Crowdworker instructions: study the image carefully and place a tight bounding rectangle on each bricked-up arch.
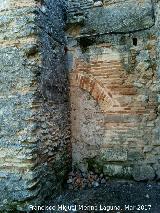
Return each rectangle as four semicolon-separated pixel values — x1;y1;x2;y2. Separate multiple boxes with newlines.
70;72;119;112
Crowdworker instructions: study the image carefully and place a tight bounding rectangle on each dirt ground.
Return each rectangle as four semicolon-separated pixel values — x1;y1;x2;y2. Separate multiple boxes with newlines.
43;181;160;213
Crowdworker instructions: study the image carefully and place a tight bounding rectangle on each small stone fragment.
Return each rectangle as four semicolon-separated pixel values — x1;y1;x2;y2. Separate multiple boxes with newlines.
94;1;103;7
100;173;104;178
92;181;99;187
68;185;74;190
133;165;155;181
67;178;72;184
68;171;75;176
101;178;106;184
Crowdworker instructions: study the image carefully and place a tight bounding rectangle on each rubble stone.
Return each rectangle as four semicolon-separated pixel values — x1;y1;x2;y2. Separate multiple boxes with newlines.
133;165;155;181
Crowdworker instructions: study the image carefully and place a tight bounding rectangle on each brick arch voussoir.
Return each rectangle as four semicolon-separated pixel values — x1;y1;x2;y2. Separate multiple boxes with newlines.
74;72;117;112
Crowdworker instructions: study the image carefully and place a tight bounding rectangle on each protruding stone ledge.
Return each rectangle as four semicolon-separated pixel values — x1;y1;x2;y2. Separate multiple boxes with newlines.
67;0;155;36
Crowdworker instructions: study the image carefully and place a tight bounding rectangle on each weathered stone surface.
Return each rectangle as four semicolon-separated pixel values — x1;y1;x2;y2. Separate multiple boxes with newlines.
103;164;132;178
68;0;154;35
101;148;128;162
152;128;160;145
0;0;160;210
94;1;103;7
128;151;144;161
133;165;155;181
0;0;70;211
68;0;159;184
0;0;9;11
154;165;160;180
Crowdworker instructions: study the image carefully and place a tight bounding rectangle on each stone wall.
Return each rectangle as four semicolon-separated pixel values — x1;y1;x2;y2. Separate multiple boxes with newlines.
0;0;160;211
0;0;70;211
34;0;71;204
67;0;160;181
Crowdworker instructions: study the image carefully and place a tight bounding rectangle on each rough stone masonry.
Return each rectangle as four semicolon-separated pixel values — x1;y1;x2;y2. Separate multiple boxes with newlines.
0;0;159;211
0;0;70;211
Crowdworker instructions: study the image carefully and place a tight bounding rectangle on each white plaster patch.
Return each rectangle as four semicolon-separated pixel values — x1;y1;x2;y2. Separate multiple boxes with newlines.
88;46;120;61
94;1;103;7
0;0;9;11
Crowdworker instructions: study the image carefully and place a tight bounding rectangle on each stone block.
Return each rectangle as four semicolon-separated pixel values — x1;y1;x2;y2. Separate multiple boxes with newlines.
152;128;160;145
154;164;160;179
143;146;153;153
128;150;144;161
157;95;160;103
145;156;157;164
75;0;154;35
103;164;132;178
101;148;127;162
132;165;155;181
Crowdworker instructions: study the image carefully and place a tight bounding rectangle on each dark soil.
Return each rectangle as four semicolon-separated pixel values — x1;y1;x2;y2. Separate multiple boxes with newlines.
43;181;160;213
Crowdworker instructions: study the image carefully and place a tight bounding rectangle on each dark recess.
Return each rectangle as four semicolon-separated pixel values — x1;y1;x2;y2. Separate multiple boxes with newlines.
133;37;138;46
